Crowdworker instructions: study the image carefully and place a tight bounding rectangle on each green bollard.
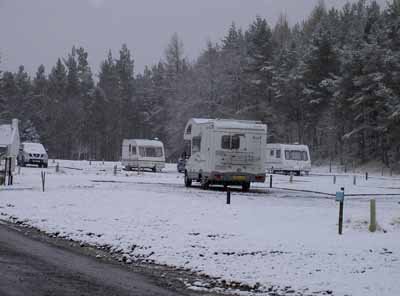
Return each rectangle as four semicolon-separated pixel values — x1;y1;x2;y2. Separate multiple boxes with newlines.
369;199;377;233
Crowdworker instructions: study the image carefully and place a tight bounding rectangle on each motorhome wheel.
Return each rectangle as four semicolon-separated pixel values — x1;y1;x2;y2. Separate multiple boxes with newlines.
184;172;192;187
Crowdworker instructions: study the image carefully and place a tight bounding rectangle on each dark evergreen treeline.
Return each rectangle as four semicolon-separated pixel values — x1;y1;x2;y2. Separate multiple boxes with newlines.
0;0;399;168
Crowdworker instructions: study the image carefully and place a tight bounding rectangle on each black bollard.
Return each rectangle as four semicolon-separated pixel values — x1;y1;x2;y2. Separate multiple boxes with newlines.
269;175;273;188
41;171;46;192
226;188;231;205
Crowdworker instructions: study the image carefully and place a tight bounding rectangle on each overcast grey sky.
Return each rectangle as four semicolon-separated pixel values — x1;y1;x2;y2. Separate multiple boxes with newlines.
0;0;387;76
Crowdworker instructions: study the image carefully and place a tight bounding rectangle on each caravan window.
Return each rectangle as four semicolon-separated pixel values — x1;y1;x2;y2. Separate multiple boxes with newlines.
291;151;303;161
192;137;201;153
129;145;136;155
276;149;281;158
139;147;146;157
302;151;308;161
146;147;163;157
221;135;240;150
139;146;163;157
285;150;290;160
284;150;308;161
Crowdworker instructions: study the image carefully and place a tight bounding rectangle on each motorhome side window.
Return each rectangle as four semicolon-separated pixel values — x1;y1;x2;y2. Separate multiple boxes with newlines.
221;135;240;150
270;150;274;156
186;125;192;135
276;149;281;158
192;136;201;153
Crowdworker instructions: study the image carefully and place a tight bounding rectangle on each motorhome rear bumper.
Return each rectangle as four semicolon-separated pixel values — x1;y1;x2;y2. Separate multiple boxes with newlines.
209;172;266;184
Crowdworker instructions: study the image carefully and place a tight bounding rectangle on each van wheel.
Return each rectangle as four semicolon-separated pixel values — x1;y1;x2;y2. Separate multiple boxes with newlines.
152;166;157;172
242;182;250;192
44;163;48;168
184;172;192;187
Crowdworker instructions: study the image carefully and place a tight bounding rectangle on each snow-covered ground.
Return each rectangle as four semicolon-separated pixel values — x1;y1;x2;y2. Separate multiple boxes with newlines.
1;160;399;296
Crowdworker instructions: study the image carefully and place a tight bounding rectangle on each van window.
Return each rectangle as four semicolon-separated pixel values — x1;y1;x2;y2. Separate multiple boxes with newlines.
221;135;240;150
131;146;136;155
270;150;274;156
192;137;201;153
276;149;281;158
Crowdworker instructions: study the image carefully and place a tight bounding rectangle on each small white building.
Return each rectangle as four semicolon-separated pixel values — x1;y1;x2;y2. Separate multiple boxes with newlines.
0;119;20;172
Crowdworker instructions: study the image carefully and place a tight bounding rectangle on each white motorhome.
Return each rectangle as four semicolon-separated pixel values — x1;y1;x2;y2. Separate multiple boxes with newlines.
265;143;311;175
121;139;165;172
183;118;267;191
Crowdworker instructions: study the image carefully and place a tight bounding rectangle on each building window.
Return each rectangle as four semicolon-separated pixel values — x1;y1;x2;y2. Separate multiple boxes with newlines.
192;137;201;153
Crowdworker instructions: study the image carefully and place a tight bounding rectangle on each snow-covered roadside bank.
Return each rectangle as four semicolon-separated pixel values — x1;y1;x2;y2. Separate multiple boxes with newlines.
1;161;400;296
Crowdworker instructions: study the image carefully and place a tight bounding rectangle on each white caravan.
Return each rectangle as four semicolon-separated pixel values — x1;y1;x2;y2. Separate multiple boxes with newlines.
183;118;267;191
121;139;165;172
265;143;311;175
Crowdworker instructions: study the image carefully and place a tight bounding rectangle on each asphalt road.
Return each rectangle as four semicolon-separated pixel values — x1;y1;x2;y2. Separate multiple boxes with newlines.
0;222;185;296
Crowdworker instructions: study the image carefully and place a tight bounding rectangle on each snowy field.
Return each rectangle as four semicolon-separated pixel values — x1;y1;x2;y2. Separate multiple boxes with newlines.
1;160;400;296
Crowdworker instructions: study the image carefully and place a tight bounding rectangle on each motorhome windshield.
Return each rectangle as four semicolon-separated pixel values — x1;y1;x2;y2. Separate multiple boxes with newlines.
139;146;163;157
284;150;308;161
